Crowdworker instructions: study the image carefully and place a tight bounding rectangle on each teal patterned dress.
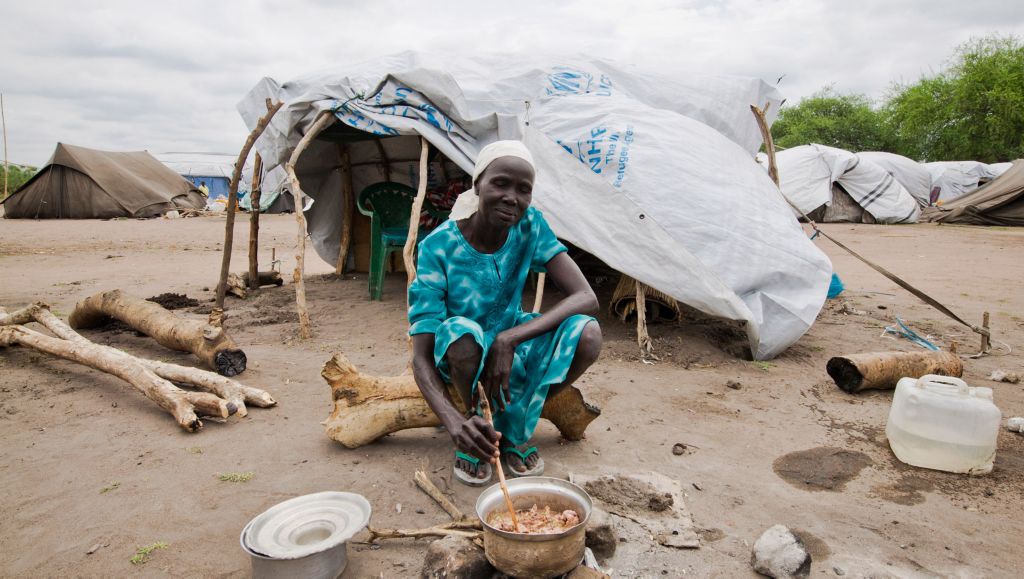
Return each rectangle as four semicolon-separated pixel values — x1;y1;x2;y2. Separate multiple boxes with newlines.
409;207;595;445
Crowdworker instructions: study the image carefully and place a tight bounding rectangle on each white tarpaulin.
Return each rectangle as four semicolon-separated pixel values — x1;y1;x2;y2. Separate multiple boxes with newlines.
925;161;1011;204
858;151;932;207
237;52;832;359
776;144;921;223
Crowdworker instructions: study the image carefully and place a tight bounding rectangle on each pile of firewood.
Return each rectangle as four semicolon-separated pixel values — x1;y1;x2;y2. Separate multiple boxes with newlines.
0;291;275;432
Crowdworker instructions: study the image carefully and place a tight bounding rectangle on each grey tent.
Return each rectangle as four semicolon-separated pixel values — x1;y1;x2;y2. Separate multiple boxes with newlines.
925;160;1024;226
2;143;205;219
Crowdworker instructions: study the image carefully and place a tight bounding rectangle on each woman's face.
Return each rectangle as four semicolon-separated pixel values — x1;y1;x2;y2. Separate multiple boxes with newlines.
474;156;534;228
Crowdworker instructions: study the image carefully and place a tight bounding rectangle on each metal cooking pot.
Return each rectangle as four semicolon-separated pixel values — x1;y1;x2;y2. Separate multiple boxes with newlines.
475;477;592;578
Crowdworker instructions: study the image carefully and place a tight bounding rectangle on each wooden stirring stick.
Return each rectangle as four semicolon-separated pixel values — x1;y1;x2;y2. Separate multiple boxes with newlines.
480;395;521;533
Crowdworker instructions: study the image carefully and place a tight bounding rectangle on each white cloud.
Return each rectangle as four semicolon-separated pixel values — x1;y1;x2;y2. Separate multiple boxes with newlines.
1;0;1021;166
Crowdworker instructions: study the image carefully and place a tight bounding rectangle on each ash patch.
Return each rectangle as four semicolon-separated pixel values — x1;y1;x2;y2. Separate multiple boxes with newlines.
583;475;674;513
773;447;872;491
146;293;199;310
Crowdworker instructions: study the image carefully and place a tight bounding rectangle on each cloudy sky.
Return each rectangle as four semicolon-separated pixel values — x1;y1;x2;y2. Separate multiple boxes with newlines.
2;0;1022;167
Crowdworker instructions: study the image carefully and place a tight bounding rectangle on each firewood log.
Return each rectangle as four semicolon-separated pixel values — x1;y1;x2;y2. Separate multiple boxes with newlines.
69;290;247;376
321;353;601;448
826;350;963;393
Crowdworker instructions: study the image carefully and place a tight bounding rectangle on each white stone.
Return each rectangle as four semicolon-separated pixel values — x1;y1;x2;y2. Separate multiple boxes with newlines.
751;525;811;578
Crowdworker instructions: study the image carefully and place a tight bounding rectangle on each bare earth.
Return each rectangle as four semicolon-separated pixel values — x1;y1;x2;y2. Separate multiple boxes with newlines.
1;215;1022;578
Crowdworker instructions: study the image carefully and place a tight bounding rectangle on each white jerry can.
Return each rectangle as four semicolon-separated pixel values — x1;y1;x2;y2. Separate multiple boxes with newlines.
886;374;1002;474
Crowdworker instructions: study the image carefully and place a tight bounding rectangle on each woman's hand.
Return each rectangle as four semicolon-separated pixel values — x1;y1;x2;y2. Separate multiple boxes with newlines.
479;332;516;411
451;415;501;461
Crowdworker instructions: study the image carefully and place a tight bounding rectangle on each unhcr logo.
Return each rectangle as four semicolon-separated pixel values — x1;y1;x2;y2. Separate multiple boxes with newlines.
545;67;613;96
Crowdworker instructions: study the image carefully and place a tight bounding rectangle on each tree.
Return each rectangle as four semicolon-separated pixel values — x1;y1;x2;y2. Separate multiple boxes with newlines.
885;34;1024;162
1;164;37;199
772;87;891;152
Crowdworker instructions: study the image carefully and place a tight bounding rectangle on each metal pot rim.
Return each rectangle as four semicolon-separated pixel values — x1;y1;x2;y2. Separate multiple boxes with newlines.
475;476;592;541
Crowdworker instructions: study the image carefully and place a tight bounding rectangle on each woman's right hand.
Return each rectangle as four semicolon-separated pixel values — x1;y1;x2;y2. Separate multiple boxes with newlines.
451;415;501;462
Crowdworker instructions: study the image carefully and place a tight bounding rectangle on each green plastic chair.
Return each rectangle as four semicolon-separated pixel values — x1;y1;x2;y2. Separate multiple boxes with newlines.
356;182;449;300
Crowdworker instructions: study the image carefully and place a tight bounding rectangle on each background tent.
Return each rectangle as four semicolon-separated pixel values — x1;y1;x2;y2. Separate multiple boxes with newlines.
924;160;1010;204
925;160;1024;225
238;52;832;360
775;144;921;224
155;152;239;200
2;143;205;219
857;151;932;207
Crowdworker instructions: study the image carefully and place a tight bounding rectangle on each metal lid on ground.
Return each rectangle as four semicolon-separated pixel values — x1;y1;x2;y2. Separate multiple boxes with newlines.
243;492;371;560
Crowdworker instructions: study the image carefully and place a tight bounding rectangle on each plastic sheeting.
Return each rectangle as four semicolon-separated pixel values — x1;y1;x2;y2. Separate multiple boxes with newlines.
858;151;932;207
237;52;832;359
776;145;921;223
925;161;1010;204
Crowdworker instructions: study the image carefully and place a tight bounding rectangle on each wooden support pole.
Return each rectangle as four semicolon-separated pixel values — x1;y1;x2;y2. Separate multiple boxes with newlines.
403;138;430;289
635;281;653;357
981;312;991;354
2;93;8;200
247;153;263;291
336;145;354;275
286;111;335;340
532;272;546;313
216;99;283;308
750;102;779;187
375;139;391;181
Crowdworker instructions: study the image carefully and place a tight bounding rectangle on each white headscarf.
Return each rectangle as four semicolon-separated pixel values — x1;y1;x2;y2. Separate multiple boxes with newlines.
448;140;536;220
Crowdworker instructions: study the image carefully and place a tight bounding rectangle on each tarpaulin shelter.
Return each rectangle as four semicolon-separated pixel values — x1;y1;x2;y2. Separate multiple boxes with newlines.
857;151;932;207
2;143;205;219
924;160;1010;204
925;160;1024;226
238;52;833;359
775;144;921;224
155;152;238;200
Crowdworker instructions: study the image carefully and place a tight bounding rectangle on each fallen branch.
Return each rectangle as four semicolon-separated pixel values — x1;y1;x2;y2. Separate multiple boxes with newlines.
321;353;601;448
365;520;482;543
414;469;464;521
69;289;247;376
226;271;283;299
826;350;963;393
2;303;275;429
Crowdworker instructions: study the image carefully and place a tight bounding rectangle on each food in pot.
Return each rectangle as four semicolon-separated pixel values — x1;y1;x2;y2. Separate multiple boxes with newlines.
488;504;581;534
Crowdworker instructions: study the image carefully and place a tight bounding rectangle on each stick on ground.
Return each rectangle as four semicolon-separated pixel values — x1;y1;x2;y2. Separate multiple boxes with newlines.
414;469;464;521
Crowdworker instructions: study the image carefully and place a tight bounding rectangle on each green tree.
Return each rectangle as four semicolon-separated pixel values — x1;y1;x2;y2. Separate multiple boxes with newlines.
885;34;1024;162
1;164;37;199
772;86;891;152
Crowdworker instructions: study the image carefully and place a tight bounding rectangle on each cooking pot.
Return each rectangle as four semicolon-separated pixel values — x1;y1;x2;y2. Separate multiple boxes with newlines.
475;477;592;578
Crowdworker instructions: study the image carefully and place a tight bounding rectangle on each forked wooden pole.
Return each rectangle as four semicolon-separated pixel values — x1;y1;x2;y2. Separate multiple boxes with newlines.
2;93;8;200
403;138;430;289
532;273;546;313
635;281;653;356
336;145;354;275
286;111;335;340
750;102;779;187
216;99;283;308
247;153;263;291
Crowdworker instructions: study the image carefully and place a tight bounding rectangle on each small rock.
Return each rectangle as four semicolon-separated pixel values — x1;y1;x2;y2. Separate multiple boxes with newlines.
421;535;493;579
111;402;118;408
568;566;610;579
1007;417;1024;433
692;482;703;491
726;380;742;390
396;503;402;514
990;370;1021;384
672;443;687;456
832;565;845;576
86;543;103;555
751;524;811;578
585;507;617;560
415;508;425;514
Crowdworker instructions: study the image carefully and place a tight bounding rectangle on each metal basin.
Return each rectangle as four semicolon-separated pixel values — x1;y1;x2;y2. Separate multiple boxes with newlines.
475;477;592;578
240;491;371;579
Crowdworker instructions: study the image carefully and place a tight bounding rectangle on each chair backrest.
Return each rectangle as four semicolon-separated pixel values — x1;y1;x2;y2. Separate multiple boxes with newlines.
358;182;417;229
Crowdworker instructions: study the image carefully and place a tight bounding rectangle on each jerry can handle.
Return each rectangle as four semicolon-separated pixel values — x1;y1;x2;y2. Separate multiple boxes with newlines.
916;374;968;394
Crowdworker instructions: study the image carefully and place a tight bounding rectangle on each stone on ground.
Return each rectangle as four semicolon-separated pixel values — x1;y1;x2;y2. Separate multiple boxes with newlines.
751;524;811;578
420;535;493;579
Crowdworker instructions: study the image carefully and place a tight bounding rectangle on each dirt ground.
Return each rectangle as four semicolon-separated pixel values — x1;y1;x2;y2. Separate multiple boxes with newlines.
1;214;1022;578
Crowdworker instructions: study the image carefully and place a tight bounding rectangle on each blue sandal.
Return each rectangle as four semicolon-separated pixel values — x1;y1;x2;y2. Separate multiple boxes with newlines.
453;451;493;487
502;445;545;477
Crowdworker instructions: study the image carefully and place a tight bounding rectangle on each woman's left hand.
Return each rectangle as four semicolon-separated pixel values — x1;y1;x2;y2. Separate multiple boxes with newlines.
480;332;516;411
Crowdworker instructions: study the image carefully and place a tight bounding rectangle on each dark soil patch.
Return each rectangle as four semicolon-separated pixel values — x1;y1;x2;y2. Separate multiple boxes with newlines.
583;475;675;513
146;293;199;310
792;528;832;561
870;474;936;506
773;447;872;491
